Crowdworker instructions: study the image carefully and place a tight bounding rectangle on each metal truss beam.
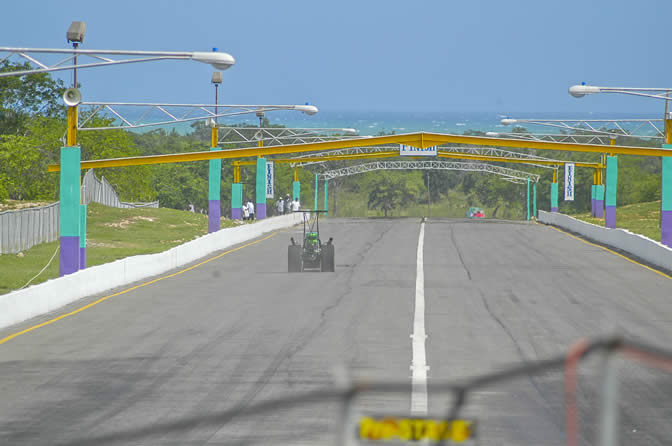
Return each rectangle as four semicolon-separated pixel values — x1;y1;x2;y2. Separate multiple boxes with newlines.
320;161;540;182
77;102;319;131
217;127;357;147
501;118;664;140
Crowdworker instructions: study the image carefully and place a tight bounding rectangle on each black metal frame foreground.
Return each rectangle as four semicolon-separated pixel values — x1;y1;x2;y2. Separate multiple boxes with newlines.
56;336;672;446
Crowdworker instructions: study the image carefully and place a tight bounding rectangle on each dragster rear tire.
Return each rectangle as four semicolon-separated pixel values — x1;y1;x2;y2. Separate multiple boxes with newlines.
321;244;335;272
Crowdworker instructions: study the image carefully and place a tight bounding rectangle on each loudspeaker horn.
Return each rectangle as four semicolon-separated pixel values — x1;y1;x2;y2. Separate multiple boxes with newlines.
63;88;82;107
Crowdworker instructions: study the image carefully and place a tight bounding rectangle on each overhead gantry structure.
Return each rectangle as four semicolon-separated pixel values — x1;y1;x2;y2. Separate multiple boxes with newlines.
315;160;542;218
47;131;672;248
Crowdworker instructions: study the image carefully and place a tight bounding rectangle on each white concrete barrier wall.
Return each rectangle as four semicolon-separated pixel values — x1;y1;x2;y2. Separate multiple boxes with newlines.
538;211;672;272
0;214;303;330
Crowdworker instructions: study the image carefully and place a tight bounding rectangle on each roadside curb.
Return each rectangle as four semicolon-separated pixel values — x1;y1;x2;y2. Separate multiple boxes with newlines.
538;210;672;274
0;214;302;330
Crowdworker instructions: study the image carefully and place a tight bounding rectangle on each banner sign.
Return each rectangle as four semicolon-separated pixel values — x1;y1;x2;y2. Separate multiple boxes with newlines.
399;144;437;156
564;163;575;201
265;161;274;199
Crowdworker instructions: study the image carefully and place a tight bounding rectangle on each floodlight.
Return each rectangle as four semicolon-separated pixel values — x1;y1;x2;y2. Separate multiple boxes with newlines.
66;21;86;44
211;72;223;84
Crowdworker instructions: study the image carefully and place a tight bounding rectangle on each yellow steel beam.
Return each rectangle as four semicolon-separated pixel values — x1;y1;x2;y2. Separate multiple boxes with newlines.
48;132;667;172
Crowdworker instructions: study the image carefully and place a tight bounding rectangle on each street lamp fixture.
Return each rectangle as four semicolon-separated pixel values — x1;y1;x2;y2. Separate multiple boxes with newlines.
569;84;672;101
295;104;318;115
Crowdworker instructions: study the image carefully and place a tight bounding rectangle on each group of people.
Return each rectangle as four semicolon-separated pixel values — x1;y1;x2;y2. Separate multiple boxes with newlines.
242;196;300;220
276;195;301;215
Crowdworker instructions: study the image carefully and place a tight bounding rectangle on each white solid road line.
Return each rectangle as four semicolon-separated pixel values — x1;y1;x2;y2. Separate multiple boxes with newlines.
411;221;428;415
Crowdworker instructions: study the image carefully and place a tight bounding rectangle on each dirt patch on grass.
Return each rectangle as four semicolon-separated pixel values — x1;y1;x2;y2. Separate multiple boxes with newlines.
104;215;158;229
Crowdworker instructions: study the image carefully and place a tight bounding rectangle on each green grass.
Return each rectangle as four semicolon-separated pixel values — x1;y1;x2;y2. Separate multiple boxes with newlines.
0;203;243;295
570;200;662;241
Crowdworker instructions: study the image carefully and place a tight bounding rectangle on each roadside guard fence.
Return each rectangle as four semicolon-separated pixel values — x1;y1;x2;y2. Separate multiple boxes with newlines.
0;170;158;254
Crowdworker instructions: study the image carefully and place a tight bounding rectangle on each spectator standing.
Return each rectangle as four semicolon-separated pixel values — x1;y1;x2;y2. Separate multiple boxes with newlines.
276;198;284;215
291;198;301;212
242;202;249;220
247;200;255;220
284;195;291;214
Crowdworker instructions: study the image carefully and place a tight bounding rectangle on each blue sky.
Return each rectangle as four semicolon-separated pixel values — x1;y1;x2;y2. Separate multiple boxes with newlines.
2;0;670;115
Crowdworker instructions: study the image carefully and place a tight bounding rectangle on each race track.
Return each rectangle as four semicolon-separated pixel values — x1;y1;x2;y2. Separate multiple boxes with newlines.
0;218;670;445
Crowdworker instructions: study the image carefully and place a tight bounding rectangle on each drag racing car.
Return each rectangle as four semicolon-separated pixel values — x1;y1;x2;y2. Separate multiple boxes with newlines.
288;210;335;272
466;206;485;218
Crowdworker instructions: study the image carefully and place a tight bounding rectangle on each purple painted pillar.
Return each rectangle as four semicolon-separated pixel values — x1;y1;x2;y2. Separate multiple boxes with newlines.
257;203;266;219
662;211;672;247
59;236;80;276
595;185;604;218
605;156;617;229
208;200;221;233
662;154;672;247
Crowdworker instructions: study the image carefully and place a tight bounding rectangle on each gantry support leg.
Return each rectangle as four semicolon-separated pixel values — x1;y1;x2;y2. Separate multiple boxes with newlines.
605;155;618;228
256;157;267;219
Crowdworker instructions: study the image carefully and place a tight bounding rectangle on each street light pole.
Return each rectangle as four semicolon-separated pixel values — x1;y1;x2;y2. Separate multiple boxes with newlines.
0;22;238;276
208;71;223;233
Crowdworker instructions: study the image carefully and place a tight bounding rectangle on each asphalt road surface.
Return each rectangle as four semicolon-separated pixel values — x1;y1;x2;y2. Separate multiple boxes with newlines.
0;218;670;445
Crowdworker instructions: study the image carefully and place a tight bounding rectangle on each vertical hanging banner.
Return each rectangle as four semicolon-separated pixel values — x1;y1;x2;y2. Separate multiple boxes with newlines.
265;161;274;199
399;144;437;156
564;163;575;201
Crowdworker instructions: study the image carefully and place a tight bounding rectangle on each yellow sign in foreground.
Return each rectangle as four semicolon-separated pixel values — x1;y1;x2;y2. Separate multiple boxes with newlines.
359;416;475;443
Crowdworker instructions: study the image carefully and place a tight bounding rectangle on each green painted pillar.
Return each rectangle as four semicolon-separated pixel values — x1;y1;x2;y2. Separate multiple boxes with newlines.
533;182;537;218
256;157;267;219
526;178;530;221
208;148;222;232
292;181;301;202
314;174;318;210
79;204;87;269
661;150;672;247
59;146;81;276
550;182;559;212
605;155;618;228
231;183;243;220
324;179;329;213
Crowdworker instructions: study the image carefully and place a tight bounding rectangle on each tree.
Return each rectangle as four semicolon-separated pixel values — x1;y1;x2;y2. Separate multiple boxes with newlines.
0;61;65;135
367;171;423;216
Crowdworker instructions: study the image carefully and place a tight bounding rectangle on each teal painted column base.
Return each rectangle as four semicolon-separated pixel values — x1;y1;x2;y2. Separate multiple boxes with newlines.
605;156;618;228
232;183;243;220
79;204;87;270
661;151;672;247
591;185;596;217
59;146;81;276
293;181;301;202
526;179;530;221
208;148;222;232
533;182;537;218
314;174;318;211
256;158;267;219
550;182;558;212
